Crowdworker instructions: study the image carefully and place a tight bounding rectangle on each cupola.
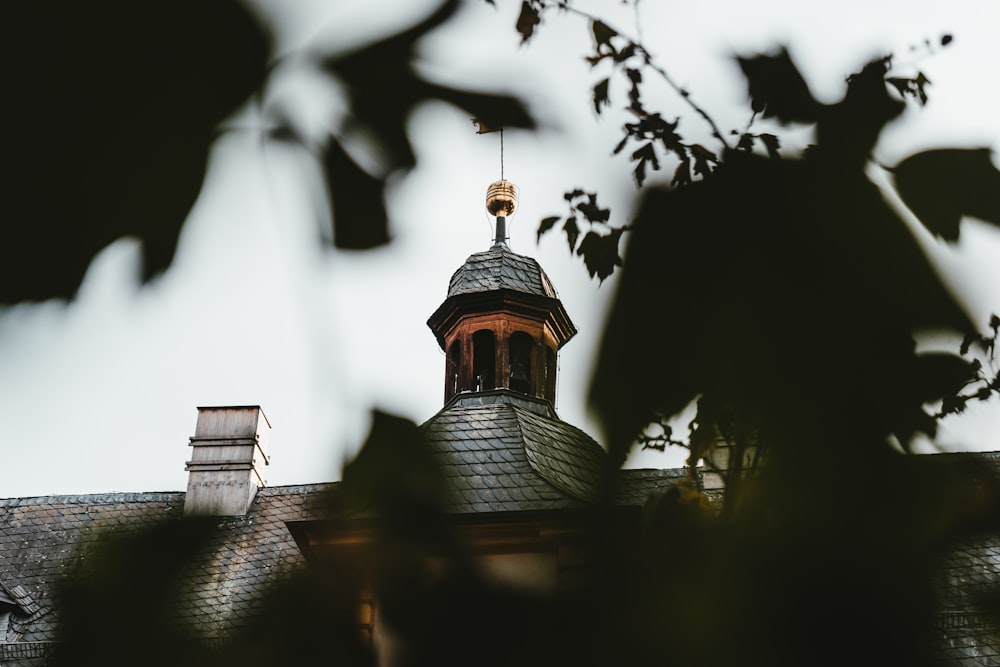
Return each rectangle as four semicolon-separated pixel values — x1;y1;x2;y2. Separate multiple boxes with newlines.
427;181;577;405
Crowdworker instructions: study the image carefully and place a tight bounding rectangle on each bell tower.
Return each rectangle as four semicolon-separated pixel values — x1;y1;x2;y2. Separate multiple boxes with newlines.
427;181;577;405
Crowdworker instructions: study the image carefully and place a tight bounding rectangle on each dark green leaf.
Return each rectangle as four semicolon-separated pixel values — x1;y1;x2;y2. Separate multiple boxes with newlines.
736;47;823;124
690;144;717;179
759;133;781;159
537;216;561;242
737;133;755;152
671;159;692;187
892;148;1000;241
941;33;953;46
563;216;580;253
3;0;268;303
515;1;541;43
631;142;660;187
592;20;617;50
593;77;611;114
577;194;611;224
576;227;625;282
324;139;390;249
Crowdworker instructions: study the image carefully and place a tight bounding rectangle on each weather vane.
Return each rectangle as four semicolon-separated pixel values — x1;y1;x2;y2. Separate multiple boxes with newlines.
472;118;517;247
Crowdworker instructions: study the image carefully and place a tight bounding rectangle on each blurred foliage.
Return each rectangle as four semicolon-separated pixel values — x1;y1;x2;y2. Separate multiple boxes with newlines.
13;0;1000;665
3;0;533;304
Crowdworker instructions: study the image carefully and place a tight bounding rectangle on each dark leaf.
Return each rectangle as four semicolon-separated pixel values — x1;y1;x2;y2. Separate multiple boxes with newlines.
690;144;717;179
671;159;692;187
759;133;781;159
563;216;580;253
631;142;660;187
613;133;631;155
615;42;638;63
577;195;611;224
892;148;1000;241
737;133;755;152
990;314;1000;332
960;333;977;356
886;77;912;100
941;33;953;46
576;227;625;282
593;77;611;114
3;0;269;303
564;189;586;201
914;71;931;106
736;47;823;124
515;1;541;43
323;139;390;249
537;216;561;242
592;20;617;50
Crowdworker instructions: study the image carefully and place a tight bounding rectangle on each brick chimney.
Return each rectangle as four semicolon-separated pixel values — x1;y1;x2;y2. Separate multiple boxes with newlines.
184;406;270;516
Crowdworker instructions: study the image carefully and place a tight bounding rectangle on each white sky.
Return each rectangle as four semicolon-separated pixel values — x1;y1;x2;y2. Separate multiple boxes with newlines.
1;0;998;498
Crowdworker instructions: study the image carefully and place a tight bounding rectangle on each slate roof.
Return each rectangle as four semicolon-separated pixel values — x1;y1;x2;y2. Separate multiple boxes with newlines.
420;390;605;512
0;485;330;664
446;244;558;300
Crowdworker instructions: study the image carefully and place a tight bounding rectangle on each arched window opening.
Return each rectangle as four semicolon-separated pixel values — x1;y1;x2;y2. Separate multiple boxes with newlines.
472;330;495;391
447;341;462;399
509;332;533;394
544;346;556;401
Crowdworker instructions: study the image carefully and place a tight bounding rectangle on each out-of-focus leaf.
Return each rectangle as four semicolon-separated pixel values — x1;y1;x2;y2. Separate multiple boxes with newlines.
321;0;534;248
4;0;269;304
323;140;390;250
672;159;692;187
577;195;611;224
759;133;781;159
892;148;1000;241
737;133;755;152
631;142;660;186
736;47;823;124
592;19;617;50
563;216;580;253
537;215;561;242
690;144;717;179
515;0;541;43
593;77;611;114
576;227;624;283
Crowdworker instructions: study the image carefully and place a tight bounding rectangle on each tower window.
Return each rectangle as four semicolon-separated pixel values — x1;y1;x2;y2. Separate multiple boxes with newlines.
472;330;495;391
509;332;533;394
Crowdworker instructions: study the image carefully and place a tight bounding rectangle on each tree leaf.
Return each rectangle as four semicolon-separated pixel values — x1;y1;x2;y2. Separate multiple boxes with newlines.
671;159;692;187
593;77;611;114
576;227;625;283
737;133;755;152
592;20;617;50
324;139;390;249
631;142;660;187
892;148;1000;241
736;47;823;124
690;144;717;179
537;216;561;242
563;216;580;253
515;1;541;43
577;194;611;223
759;133;781;159
3;0;268;304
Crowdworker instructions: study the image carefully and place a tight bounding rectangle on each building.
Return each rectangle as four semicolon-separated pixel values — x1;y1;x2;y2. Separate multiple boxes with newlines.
1;183;999;666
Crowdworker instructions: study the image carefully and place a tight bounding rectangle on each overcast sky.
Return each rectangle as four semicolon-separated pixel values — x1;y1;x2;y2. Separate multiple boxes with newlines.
2;0;998;498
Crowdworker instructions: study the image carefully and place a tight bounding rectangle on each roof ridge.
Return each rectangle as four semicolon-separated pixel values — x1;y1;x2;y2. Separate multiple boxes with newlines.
0;491;185;506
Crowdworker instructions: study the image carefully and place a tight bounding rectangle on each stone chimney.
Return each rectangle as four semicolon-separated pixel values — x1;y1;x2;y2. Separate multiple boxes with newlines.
184;406;270;516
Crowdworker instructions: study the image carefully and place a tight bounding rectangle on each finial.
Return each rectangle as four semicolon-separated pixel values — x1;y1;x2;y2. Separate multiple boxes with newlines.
486;180;518;247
